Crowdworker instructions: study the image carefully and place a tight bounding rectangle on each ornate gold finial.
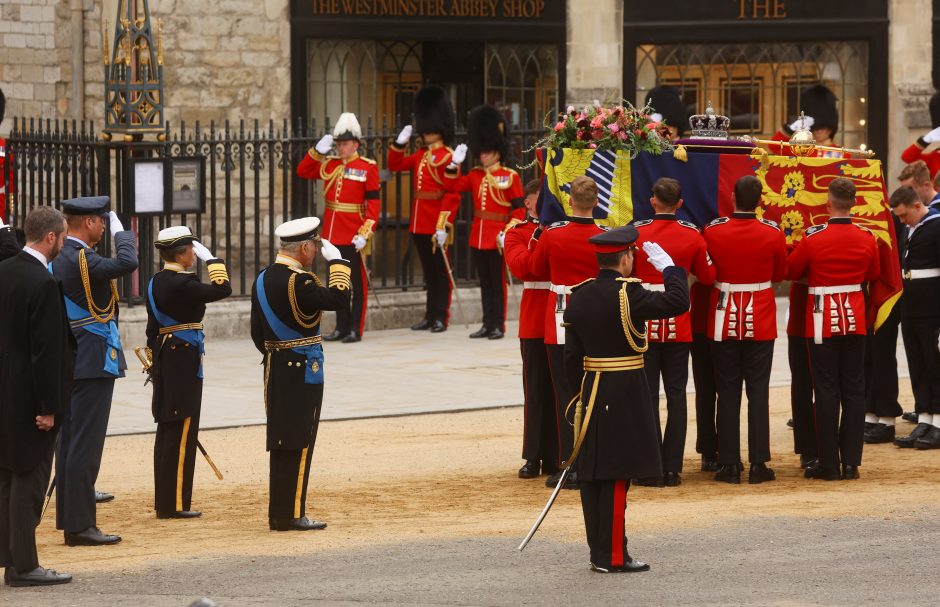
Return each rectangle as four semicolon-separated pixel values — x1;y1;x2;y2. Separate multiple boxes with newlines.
157;18;164;66
789;111;816;157
102;19;110;65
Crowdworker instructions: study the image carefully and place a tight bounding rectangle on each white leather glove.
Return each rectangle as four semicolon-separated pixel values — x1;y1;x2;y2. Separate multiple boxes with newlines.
396;125;413;146
789;115;814;132
315;134;334;155
923;126;940;144
192;240;214;262
496;231;505;249
108;211;124;235
643;241;674;272
434;229;448;248
451;143;468;166
352;234;367;251
319;238;341;262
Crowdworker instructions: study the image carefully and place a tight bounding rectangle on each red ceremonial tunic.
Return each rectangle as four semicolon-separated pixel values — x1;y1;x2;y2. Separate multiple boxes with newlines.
528;216;605;345
296;151;380;245
503;217;549;339
901;143;940;179
632;214;714;342
702;212;788;341
387;141;461;235
0;137;11;219
443;163;524;250
786;217;880;341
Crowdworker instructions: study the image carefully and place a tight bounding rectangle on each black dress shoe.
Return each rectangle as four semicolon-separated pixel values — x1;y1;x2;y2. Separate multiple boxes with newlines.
269;516;327;531
799;455;818;469
804;464;841;480
341;331;361;343
842;465;860;480
469;326;491;338
6;567;72;587
64;527;121;546
95;491;114;503
895;423;932;448
411;319;431;331
700;458;719;472
864;423;895;444
714;463;742;484
590;558;650;573
488;328;504;340
633;476;665;488
748;463;776;484
914;426;940;449
322;330;347;342
430;320;447;333
156;510;202;519
518;460;540;479
902;411;919;423
544;469;578;489
864;421;876;432
663;472;681;487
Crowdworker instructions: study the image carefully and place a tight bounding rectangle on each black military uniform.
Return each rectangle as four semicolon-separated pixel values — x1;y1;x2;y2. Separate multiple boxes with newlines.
563;226;689;573
52;196;137;545
146;227;232;518
250;218;351;531
0;223;20;261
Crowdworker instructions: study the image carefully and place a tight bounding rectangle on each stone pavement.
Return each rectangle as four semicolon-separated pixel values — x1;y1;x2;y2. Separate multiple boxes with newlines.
109;299;910;435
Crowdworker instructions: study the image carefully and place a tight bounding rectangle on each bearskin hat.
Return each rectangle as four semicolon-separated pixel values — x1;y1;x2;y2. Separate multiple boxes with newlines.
645;85;687;136
929;93;940;129
414;85;455;146
467;104;510;162
800;84;839;137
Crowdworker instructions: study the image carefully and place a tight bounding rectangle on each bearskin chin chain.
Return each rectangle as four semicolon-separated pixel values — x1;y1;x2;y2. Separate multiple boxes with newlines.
618;282;648;353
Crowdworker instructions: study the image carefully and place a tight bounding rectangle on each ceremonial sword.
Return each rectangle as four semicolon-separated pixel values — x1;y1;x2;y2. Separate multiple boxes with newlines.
517;466;571;551
359;250;382;308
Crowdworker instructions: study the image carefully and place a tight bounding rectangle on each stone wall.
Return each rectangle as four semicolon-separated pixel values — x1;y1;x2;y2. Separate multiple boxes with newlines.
565;0;623;107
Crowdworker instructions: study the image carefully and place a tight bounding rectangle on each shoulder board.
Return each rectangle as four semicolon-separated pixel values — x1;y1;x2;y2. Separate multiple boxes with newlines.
705;217;729;229
510;220;532;231
758;218;780;230
677;219;701;232
632;219;653;228
570;278;595;292
546;221;569;230
359;156;377;165
616;277;642;283
805;224;827;237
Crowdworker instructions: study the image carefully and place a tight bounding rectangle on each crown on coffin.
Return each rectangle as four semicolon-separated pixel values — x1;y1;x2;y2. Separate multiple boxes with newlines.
688;102;731;139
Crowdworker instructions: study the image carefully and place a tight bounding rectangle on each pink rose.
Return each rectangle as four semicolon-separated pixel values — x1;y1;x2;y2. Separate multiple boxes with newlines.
608;123;620;133
590;115;604;129
566;105;575;114
554;122;565;131
618;130;628;140
588;143;597;149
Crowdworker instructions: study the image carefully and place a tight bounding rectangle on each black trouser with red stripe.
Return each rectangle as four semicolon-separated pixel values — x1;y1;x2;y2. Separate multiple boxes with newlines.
789;336;817;458
154;408;200;514
865;298;902;418
580;479;631;569
546;344;575;468
644;342;690;473
712;340;774;465
471;248;506;332
335;244;368;336
412;233;452;326
690;333;717;461
520;338;557;467
809;335;866;470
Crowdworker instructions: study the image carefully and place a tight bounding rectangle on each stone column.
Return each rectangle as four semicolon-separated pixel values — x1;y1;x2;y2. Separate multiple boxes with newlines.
888;0;934;186
565;0;623;107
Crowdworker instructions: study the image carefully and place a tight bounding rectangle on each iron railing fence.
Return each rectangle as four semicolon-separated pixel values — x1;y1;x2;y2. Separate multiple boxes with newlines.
3;115;546;305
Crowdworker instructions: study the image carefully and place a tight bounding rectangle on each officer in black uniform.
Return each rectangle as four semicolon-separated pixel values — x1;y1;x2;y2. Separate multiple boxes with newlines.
563;226;688;573
52;196;137;546
146;226;232;519
250;217;351;531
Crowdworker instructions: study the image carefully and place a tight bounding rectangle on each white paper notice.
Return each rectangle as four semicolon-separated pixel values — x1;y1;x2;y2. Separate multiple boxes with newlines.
134;162;165;213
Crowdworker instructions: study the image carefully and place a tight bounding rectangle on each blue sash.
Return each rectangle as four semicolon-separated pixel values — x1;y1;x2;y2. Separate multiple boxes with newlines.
62;295;122;377
147;278;206;379
255;269;324;385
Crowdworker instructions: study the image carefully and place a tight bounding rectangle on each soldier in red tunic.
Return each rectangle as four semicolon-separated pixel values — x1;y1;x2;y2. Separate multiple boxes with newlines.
703;176;787;484
503;179;556;479
528;176;606;489
771;84;847;159
787;178;880;480
0;88;13;225
631;178;714;487
296;112;380;343
387;86;460;333
901;93;940;180
444;105;524;340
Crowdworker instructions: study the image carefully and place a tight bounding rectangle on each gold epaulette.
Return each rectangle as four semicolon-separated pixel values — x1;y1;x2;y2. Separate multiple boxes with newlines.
328;262;352;291
360;156;377;165
616;277;642;283
206;261;229;285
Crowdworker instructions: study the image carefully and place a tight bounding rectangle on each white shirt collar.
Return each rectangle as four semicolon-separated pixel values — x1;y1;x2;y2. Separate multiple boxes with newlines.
22;246;48;267
67;235;91;249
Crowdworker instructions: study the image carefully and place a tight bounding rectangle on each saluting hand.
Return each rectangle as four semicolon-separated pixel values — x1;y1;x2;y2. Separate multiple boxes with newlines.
924;126;940;144
192;240;214;262
36;414;54;431
643;241;674;272
319;238;342;262
450;143;468;166
315;134;334;155
396;125;413;146
108;211;125;236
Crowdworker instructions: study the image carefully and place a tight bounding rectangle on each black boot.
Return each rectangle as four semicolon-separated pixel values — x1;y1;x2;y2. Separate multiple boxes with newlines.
804;464;841;480
341;331;361;343
469;326;491;338
411;318;431;331
518;460;540;479
914;426;940;450
714;463;742;484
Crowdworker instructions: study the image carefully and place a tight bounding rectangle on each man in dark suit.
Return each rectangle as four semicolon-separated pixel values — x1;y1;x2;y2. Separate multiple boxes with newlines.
0;206;74;586
52;196;138;546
